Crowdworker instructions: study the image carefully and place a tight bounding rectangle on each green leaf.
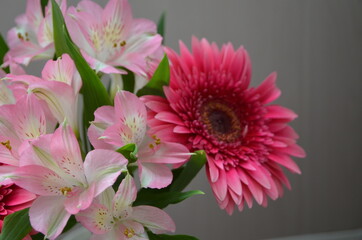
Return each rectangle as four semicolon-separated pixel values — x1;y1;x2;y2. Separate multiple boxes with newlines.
51;0;111;130
137;55;170;97
148;231;199;240
0;208;32;240
31;233;45;240
41;0;49;17
157;12;166;44
169;150;207;192
122;69;135;93
116;143;138;163
134;189;204;209
0;33;10;73
62;215;77;233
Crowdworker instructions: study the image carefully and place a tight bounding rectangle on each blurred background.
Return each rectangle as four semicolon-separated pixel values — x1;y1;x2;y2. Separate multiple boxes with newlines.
1;0;362;239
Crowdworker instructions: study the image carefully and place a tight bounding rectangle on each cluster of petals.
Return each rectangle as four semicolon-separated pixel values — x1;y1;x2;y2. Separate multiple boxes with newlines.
0;54;85;237
77;173;175;240
4;0;66;66
5;0;163;81
88;90;191;189
0;183;36;237
13;124;128;240
143;37;306;214
66;0;163;76
6;53;81;131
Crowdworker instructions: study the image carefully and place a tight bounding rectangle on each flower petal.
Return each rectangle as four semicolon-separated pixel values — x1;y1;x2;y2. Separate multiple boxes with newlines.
84;149;127;196
138;163;172;189
113;174;137;216
51;124;86;185
138;141;190;164
41;54;82;94
14;165;69;196
29;196;71;240
64;183;96;214
114;90;147;145
132;205;176;233
76;202;114;234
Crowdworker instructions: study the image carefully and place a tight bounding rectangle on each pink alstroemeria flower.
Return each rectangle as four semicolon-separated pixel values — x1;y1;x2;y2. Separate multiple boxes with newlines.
0;94;55;179
4;0;67;66
67;0;162;76
13;124;128;240
7;54;81;131
77;174;175;240
88;90;191;189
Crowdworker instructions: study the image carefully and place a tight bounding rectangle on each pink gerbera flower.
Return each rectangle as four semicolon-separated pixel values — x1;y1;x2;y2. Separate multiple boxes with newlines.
143;37;306;214
0;183;36;231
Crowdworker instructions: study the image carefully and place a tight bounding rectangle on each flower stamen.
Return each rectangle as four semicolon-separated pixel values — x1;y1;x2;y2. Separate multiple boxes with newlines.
60;187;72;196
124;228;135;238
1;140;12;151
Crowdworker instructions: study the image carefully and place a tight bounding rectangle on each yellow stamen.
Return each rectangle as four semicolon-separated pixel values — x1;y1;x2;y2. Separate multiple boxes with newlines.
152;135;161;145
120;40;126;47
60;187;72;196
1;140;12;151
123;228;135;238
17;33;24;40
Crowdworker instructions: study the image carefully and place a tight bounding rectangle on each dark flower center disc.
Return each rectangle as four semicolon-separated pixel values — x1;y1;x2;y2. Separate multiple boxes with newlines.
201;101;242;142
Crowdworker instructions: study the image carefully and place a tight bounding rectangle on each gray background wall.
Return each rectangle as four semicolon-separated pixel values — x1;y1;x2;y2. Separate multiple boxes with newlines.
1;1;362;239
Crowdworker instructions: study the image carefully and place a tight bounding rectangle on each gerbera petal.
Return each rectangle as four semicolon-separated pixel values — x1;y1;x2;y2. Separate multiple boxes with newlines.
155;112;185;126
226;168;242;195
211;169;227;201
4;187;36;206
268;152;301;174
206;156;219;183
278;143;306;158
265;105;298;120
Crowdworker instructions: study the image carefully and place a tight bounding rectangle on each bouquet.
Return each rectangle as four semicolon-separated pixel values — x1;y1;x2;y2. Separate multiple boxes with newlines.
0;0;305;239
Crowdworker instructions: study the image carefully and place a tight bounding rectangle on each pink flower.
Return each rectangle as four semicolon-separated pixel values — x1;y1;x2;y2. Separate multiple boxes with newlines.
142;37;306;214
0;183;36;231
88;90;191;189
7;54;81;131
13;124;128;240
66;0;162;76
0;94;55;173
4;0;66;66
77;174;175;240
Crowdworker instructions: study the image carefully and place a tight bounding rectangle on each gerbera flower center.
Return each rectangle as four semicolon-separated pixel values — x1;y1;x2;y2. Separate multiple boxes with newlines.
201;101;241;142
